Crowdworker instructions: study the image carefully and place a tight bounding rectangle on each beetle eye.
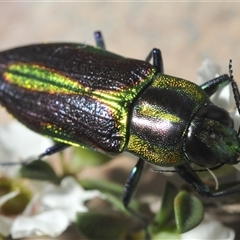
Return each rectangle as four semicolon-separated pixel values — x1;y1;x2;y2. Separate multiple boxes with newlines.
196;105;233;128
185;133;218;167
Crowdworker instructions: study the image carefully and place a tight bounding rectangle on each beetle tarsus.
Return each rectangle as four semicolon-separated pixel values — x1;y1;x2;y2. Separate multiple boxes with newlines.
94;31;106;50
145;48;164;73
228;60;240;135
39;142;70;159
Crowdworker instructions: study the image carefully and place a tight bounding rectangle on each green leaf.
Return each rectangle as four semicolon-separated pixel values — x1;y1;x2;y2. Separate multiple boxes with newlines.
80;179;139;216
76;212;125;240
174;191;204;233
20;160;60;184
1;192;31;215
0;234;5;240
150;182;178;234
72;147;111;169
0;179;32;216
152;228;181;240
80;178;123;195
104;192;130;215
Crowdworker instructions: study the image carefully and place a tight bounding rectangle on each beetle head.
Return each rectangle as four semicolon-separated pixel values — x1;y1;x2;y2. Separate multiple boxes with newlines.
184;104;240;168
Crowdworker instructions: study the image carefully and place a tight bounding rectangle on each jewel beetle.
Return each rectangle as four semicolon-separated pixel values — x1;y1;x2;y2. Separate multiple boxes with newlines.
0;31;240;232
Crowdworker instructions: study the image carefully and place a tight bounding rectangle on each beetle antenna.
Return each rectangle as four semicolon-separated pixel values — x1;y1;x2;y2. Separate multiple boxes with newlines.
0;158;32;166
229;59;240;135
206;168;219;190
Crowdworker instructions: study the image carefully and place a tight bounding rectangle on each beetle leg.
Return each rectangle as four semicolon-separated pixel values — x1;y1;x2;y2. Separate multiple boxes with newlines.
94;31;106;50
145;48;164;74
200;74;231;97
123;158;144;207
38;142;70;159
0;142;70;166
123;158;150;239
201;73;240;134
175;164;240;197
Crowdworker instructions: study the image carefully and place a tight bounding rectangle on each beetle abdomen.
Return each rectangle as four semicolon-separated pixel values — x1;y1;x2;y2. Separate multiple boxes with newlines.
0;43;156;154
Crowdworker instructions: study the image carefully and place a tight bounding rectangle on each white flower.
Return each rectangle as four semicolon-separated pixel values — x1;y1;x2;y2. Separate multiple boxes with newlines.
198;59;221;84
40;176;106;222
0;177;105;238
0;121;105;238
181;218;235;240
11;209;68;238
0;120;52;177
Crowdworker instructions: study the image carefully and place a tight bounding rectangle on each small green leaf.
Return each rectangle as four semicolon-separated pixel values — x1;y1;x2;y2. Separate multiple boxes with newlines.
0;178;32;216
104;192;130;215
152;228;181;240
0;234;5;240
80;178;123;195
76;212;124;240
80;179;139;216
0;179;12;197
150;182;178;234
20;160;60;184
174;191;204;233
72;147;111;169
1;192;30;215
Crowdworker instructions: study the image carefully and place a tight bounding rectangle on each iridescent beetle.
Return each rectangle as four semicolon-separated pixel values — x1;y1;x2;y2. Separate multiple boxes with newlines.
0;31;240;233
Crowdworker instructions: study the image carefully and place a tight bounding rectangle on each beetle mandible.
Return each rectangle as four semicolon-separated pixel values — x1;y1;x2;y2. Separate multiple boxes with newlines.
0;31;240;231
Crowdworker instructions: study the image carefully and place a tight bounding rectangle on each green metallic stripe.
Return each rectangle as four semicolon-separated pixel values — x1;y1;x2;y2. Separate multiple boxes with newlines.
4;63;155;152
128;134;186;166
4;64;82;94
138;103;181;123
52;136;80;147
4;63;155;113
4;63;155;102
153;74;209;102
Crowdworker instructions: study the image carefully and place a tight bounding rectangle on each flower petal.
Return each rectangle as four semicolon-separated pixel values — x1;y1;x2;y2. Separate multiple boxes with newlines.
0;121;52;177
0;191;19;206
181;218;235;240
230;109;240;133
0;121;52;159
210;84;235;112
197;59;220;85
41;176;105;221
11;209;69;238
0;215;14;237
197;59;235;111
